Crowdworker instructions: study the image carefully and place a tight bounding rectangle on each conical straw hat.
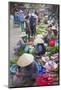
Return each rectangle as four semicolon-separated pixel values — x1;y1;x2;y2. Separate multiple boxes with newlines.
34;38;44;45
35;34;43;39
17;53;34;67
20;32;27;37
19;10;23;13
52;26;56;30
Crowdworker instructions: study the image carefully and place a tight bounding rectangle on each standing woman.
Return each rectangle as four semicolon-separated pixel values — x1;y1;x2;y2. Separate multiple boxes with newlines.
29;12;37;38
19;10;25;32
25;15;31;41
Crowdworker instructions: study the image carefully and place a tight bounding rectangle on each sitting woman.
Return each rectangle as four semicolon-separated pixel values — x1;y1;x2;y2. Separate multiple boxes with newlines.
34;38;46;56
13;53;38;87
44;24;54;43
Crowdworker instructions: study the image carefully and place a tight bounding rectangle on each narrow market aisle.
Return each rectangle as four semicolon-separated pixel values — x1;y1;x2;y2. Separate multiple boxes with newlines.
9;19;22;60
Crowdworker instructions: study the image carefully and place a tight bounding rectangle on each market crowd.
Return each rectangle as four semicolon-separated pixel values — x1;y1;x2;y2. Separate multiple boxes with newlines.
9;8;59;87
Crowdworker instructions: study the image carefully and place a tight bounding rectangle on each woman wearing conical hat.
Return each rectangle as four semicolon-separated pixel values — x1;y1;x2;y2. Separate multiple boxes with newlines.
34;38;46;56
13;53;38;87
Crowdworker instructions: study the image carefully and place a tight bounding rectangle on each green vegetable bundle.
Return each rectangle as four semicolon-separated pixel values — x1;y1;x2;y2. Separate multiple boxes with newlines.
46;45;59;57
36;23;46;35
